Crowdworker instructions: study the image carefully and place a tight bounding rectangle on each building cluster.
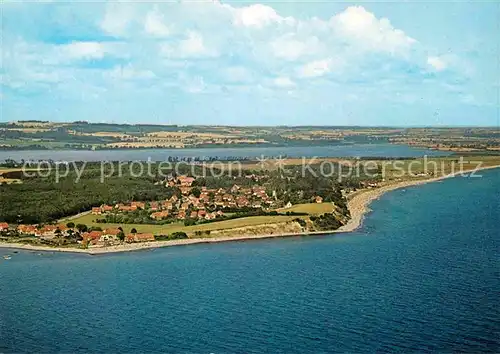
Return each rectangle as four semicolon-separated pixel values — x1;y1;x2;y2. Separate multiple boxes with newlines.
91;175;275;222
0;175;331;247
80;229;154;246
0;222;154;246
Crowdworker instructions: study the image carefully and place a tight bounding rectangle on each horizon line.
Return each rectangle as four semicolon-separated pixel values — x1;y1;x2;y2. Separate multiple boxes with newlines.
1;121;499;129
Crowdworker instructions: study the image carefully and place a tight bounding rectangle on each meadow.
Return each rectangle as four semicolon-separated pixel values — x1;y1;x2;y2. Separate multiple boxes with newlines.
68;213;302;235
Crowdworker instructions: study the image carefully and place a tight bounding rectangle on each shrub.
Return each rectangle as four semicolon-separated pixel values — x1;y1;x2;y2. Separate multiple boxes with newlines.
184;218;196;227
170;231;188;240
293;218;307;227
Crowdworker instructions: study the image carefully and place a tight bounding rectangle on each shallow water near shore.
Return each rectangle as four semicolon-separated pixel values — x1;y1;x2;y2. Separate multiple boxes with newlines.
1;169;499;352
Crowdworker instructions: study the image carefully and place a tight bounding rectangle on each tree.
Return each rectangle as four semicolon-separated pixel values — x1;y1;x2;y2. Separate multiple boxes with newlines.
66;222;75;229
55;228;63;245
76;224;88;233
117;231;125;241
184;218;196;226
74;232;83;241
131;228;137;234
170;231;188;240
191;187;201;198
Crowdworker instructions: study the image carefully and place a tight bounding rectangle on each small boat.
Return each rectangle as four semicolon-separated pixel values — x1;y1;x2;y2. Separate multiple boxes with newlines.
3;255;12;260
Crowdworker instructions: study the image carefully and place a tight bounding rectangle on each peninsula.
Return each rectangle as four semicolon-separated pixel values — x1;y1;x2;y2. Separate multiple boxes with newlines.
1;155;499;254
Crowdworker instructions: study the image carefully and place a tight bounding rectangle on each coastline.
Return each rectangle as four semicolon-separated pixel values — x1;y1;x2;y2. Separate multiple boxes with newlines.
2;165;499;255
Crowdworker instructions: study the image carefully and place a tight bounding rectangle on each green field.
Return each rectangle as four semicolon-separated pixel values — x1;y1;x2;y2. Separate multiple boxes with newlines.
277;202;334;215
67;213;302;235
380;156;500;180
0;139;73;148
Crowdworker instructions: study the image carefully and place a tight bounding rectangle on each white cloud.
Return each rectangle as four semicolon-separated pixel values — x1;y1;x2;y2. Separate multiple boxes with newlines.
98;3;419;67
161;31;217;58
144;9;170;37
3;1;465;104
101;3;135;36
62;42;105;60
233;4;293;28
427;56;447;71
181;32;209;56
298;59;336;78
270;35;322;61
273;76;296;88
107;65;155;80
331;6;416;55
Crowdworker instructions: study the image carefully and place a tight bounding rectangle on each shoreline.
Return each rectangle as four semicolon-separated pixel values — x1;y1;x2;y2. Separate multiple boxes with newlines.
2;165;499;255
337;164;500;233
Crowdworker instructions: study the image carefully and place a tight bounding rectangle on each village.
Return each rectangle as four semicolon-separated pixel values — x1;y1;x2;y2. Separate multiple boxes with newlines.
0;174;328;248
0;221;156;247
90;174;278;220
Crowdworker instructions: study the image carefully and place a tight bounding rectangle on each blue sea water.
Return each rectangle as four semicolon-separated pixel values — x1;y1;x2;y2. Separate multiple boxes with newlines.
1;169;499;353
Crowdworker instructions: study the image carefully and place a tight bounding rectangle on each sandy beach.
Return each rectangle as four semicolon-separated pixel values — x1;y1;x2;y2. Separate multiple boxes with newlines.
1;165;499;255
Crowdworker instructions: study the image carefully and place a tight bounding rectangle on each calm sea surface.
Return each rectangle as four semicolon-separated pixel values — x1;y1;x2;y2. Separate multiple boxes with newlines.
0;144;448;162
1;169;498;353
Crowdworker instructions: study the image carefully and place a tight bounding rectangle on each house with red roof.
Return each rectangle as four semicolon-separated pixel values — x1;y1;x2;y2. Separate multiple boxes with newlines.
117;204;137;212
17;224;37;235
151;211;169;220
252;201;262;208
162;201;173;210
103;228;121;237
178;176;195;186
101;205;114;212
38;225;59;238
237;197;250;207
126;233;155;243
131;201;145;209
204;212;217;220
82;231;104;245
100;228;121;243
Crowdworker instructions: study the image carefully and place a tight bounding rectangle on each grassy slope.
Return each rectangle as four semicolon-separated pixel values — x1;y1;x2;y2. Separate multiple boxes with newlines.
67;213;302;235
382;156;500;181
277;202;334;215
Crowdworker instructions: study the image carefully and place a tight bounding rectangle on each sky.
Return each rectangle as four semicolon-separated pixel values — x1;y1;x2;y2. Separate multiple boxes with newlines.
1;0;499;126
